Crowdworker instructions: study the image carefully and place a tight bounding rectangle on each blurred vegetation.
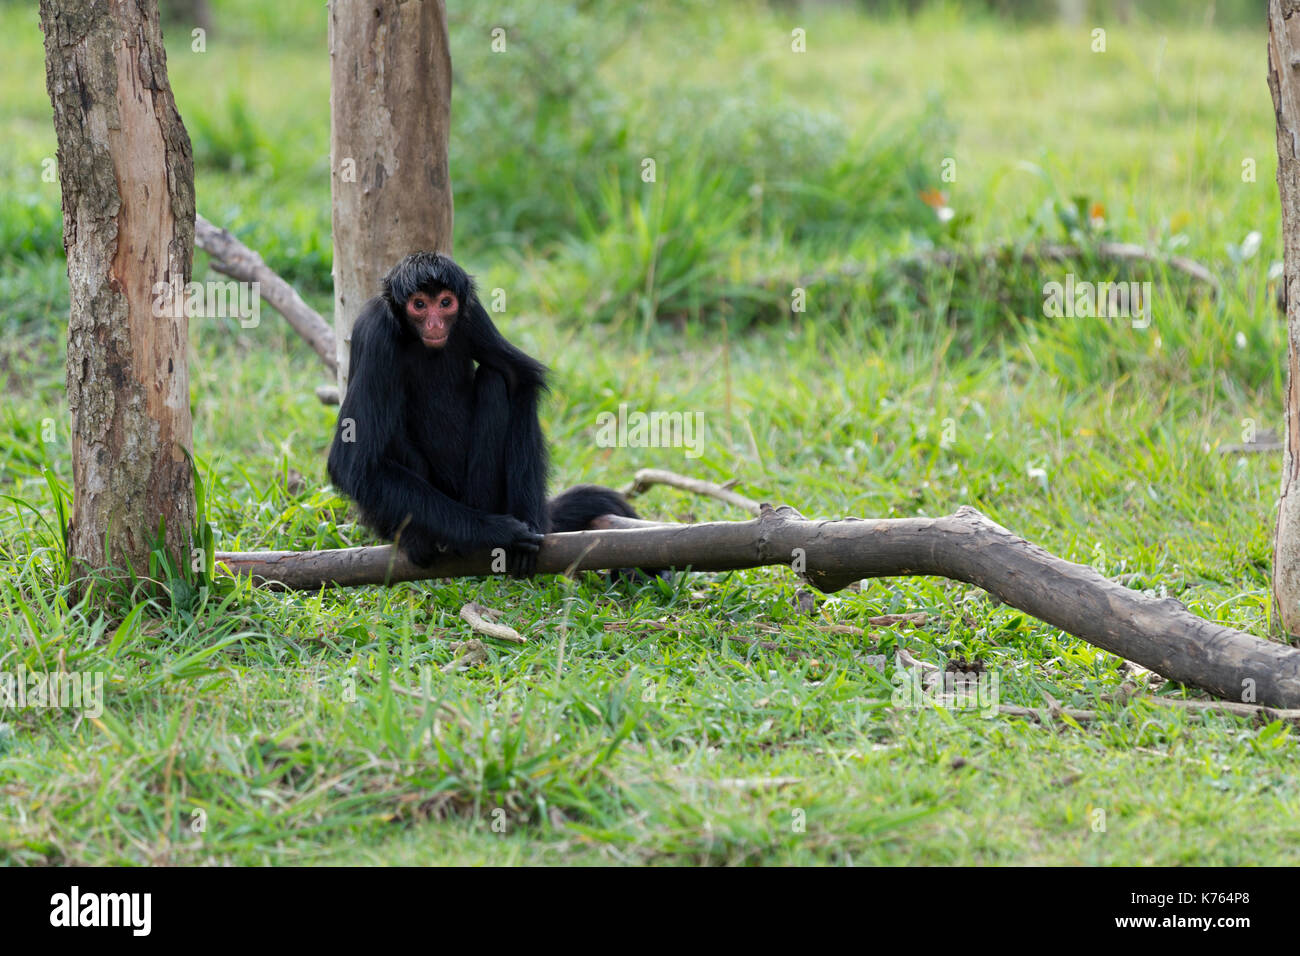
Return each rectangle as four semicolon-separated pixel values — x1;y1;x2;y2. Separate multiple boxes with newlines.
854;0;1263;26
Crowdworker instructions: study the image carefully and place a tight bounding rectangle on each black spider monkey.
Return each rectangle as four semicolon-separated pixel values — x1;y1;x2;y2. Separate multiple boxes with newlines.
327;251;640;577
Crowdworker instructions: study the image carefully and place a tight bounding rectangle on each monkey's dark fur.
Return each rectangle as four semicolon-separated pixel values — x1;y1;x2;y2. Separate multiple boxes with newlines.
327;251;644;577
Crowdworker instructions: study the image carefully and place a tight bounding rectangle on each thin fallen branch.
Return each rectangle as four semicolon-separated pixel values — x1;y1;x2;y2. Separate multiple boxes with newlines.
1036;242;1218;290
816;623;863;636
773;241;1219;296
868;612;929;628
215;504;1300;708
895;647;939;672
994;704;1098;723
892;659;1300;725
622;468;760;515
459;602;524;644
194;213;338;374
1220;440;1282;454
1111;694;1300;724
963;697;1300;726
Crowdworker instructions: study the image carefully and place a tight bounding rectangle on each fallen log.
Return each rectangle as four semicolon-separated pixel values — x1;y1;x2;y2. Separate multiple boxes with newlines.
216;504;1300;708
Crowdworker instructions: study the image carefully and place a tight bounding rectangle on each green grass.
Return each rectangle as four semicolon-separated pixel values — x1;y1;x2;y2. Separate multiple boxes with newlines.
1;0;1298;865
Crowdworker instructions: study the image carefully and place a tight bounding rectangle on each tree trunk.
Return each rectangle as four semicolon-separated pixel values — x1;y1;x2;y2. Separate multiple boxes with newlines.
1270;1;1300;634
329;0;454;397
40;0;197;588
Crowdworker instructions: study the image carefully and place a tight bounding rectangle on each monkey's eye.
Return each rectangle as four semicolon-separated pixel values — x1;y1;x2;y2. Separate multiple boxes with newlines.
440;297;452;308
412;298;426;309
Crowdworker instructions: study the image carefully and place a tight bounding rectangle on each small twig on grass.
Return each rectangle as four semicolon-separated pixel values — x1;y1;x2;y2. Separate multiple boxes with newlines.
995;704;1098;723
1106;694;1300;724
817;623;864;635
1041;687;1064;718
868;612;930;628
459;602;524;644
811;613;928;637
895;647;939;672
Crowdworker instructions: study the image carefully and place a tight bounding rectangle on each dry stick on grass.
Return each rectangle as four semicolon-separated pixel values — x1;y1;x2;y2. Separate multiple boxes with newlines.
1220;440;1284;454
995;704;1098;723
984;694;1300;727
1020;242;1218;290
895;646;939;673
216;503;1300;708
867;612;929;628
1108;695;1300;724
194;213;338;375
459;602;524;644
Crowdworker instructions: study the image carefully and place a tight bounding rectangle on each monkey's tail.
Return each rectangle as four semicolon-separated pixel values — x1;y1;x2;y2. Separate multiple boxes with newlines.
545;484;670;582
545;483;639;532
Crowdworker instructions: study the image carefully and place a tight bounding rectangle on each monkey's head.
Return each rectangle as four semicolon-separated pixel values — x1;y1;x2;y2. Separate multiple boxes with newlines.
382;251;475;350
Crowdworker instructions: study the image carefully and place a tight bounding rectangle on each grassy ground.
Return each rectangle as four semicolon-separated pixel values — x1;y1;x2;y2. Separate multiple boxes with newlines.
1;0;1296;865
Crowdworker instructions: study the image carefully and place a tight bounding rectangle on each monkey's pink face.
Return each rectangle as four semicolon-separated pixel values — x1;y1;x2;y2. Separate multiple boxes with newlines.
406;289;459;348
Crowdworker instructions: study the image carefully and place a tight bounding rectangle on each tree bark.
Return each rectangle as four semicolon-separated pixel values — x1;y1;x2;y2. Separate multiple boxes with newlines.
216;506;1300;709
329;0;454;398
1270;0;1300;635
41;0;196;587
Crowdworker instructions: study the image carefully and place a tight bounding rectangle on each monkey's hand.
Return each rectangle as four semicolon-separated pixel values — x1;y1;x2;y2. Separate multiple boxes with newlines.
507;520;547;578
484;515;544;578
